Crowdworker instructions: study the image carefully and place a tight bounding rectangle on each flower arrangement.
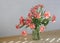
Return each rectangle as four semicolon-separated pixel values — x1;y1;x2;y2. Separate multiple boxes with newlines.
16;4;56;40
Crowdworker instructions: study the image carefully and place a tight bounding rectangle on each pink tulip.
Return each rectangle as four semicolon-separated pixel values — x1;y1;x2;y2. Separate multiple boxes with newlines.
28;13;32;18
36;13;41;19
52;15;56;23
16;24;20;29
44;12;50;19
33;13;41;19
31;8;37;14
38;4;43;8
33;4;43;9
20;16;24;25
21;30;27;36
40;26;45;32
26;18;32;25
29;23;35;29
32;11;40;18
33;5;39;9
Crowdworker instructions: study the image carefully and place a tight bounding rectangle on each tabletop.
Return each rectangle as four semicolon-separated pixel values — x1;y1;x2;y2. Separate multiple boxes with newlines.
0;30;60;43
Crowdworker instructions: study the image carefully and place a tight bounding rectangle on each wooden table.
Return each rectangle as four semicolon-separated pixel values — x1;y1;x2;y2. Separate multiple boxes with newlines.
0;30;60;43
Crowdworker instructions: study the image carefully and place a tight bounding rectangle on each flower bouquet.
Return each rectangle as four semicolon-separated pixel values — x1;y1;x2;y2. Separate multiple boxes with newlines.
16;4;56;40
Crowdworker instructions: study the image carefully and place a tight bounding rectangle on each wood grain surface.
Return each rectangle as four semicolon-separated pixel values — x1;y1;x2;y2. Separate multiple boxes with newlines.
0;30;60;43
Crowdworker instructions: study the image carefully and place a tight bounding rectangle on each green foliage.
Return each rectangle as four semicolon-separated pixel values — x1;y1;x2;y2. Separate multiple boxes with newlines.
38;17;44;25
32;7;51;27
42;19;49;26
32;16;49;27
32;18;40;26
37;7;44;16
48;16;52;21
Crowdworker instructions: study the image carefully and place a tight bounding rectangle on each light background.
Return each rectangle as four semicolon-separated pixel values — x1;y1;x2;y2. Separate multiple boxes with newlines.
0;0;60;37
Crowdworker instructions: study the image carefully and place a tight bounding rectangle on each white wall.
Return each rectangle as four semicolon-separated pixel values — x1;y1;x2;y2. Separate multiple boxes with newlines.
0;0;60;37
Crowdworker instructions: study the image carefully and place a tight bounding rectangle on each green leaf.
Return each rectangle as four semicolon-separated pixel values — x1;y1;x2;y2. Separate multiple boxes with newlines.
38;17;44;25
32;18;40;26
41;10;44;16
42;19;49;26
48;16;52;21
36;7;40;13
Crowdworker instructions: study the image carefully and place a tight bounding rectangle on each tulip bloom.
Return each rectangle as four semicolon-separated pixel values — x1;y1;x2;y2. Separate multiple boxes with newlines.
33;4;43;9
33;5;39;9
38;4;43;8
28;13;32;18
33;13;41;19
16;24;20;29
31;8;37;14
21;30;27;36
25;18;32;25
52;15;56;23
40;26;45;32
36;13;41;19
44;12;50;19
20;16;24;25
29;23;35;29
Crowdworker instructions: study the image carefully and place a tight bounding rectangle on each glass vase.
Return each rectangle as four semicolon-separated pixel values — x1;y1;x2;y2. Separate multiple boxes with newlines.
32;26;40;40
